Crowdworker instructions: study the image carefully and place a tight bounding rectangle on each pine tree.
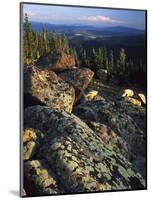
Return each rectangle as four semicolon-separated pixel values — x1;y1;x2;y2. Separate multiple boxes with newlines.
104;48;108;70
62;34;69;53
43;28;50;53
90;48;97;69
50;32;58;51
39;32;45;56
80;48;87;67
116;48;126;83
35;32;40;59
70;47;79;67
107;49;114;83
117;48;126;73
23;13;35;63
97;48;104;68
109;50;114;72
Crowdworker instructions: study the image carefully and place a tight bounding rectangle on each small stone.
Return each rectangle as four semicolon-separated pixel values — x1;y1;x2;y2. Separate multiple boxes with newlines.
67;144;72;151
51;142;61;151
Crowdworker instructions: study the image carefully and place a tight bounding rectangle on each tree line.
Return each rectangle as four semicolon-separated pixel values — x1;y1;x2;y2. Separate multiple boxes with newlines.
23;13;78;64
80;47;146;85
23;14;146;87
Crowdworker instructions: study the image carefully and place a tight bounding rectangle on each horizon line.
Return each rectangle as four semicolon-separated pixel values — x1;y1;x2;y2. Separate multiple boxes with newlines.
28;20;145;31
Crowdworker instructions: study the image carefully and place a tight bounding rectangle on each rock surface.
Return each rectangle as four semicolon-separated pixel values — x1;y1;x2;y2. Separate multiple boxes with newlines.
24;159;64;196
138;93;146;105
85;121;128;157
73;100;146;177
24;65;75;112
23;105;145;194
23;128;45;160
80;90;106;103
36;49;76;72
59;68;94;103
59;68;94;92
123;96;142;106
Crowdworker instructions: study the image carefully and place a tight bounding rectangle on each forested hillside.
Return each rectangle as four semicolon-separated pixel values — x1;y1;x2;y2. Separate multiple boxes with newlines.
23;14;146;87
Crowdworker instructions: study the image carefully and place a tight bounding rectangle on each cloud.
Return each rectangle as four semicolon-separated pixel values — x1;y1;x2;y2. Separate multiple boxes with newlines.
80;15;124;24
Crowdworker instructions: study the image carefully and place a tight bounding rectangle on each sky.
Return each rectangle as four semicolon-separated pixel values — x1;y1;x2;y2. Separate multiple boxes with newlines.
23;4;146;30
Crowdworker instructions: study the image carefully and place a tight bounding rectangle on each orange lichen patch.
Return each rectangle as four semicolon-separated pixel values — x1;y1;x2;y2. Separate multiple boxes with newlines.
23;128;37;143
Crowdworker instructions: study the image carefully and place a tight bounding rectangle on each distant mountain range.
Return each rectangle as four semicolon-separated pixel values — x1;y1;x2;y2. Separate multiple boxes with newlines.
30;22;145;37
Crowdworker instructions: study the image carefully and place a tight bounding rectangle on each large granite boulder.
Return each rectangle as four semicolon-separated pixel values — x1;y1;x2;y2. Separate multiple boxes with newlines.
24;106;145;194
36;49;76;72
59;68;94;92
73;100;146;177
59;68;94;102
24;65;75;112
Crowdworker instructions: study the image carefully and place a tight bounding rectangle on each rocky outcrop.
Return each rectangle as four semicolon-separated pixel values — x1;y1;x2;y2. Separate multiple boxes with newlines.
59;68;94;92
24;159;64;196
24;65;75;112
85;121;128;157
36;49;76;72
24;105;145;193
59;68;94;102
73;100;146;177
23;128;45;160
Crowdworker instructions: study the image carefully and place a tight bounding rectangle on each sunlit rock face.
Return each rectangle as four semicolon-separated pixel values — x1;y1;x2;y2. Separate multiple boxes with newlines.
36;49;77;72
24;65;75;112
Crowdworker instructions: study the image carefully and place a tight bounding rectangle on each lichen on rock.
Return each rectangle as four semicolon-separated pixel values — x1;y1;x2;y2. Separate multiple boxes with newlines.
23;105;146;193
24;159;65;196
23;128;45;160
24;65;75;112
73;100;146;177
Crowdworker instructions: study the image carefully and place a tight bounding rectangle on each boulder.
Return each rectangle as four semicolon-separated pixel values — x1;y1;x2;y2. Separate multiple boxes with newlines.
84;90;98;101
24;159;64;196
23;128;44;160
86;121;128;157
24;105;145;193
123;97;142;106
24;65;75;112
117;99;146;132
80;90;106;103
73;100;146;177
36;49;76;72
122;89;134;97
59;68;94;92
59;68;94;102
138;93;146;104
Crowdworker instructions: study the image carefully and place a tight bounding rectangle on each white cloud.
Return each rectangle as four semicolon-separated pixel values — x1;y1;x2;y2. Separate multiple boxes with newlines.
80;15;124;24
